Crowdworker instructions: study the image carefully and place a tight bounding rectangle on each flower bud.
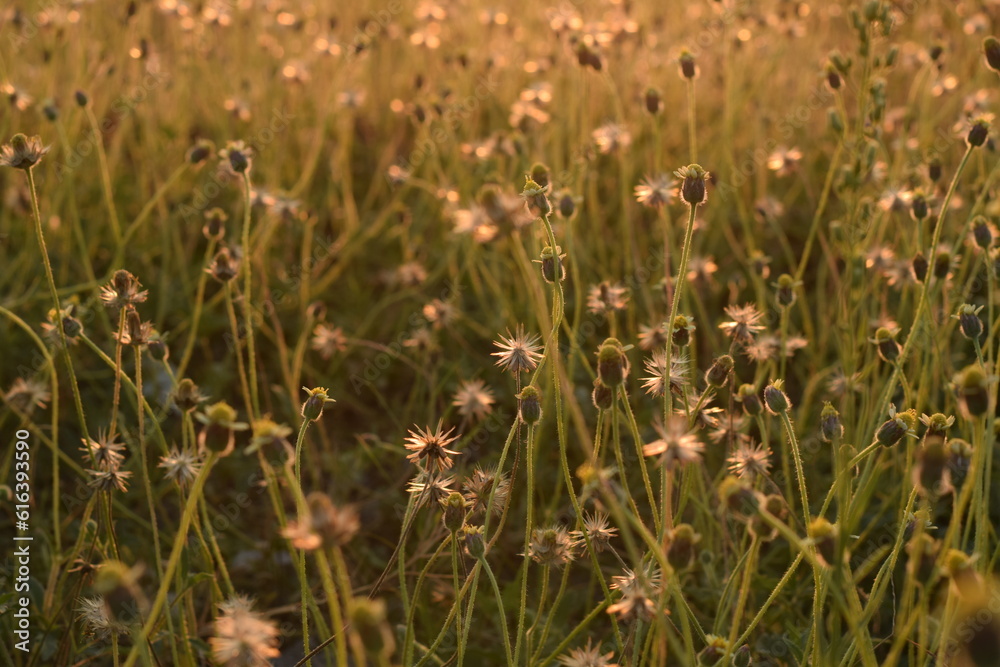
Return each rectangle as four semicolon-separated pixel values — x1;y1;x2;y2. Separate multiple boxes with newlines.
678;49;697;79
774;273;797;308
736;384;762;416
910;191;928;222
808;518;838;566
911;252;929;282
763;380;790;415
819;402;843;442
955;304;984;340
557;190;576;219
871;327;900;362
875;408;915;447
441;492;468;534
186;139;214;166
985;36;1000;72
644;86;663;115
967;118;990;148
665;523;701;570
522;175;551;217
671;315;696;347
973;217;993;250
517;385;542;425
705;354;734;388
74;90;89;107
301;387;335;422
954;364;991;418
597;338;629;388
539;245;565;283
592;378;614;411
463;524;486;559
928;157;942;183
674;164;709;207
203;207;228;241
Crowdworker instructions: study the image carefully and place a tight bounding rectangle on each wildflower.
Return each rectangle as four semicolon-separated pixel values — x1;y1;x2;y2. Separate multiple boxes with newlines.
644;87;663;115
870;326;901;362
718;304;765;345
517;385;543;425
587;281;629;314
528;525;575;567
913;436;952;498
677;392;725;430
637;322;669;351
196;401;249;455
492;325;543;375
972;216;994;249
521;174;550;217
452;379;496;422
570;512;618;553
462;524;486;559
558;639;618;667
678;49;698;79
674;164;709;207
735;384;762;416
727;441;772;480
117;308;153;347
247;417;294;456
186;139;215;165
920;412;955;437
538;245;566;283
100;270;148;311
404;421;460;471
311;323;348;359
42;306;83;347
640;349;688;397
463;466;510;516
766;146;803;177
634;173;675;208
643;417;703;469
210;596;281;666
718;476;759;517
301;386;335;422
0;134;49;170
283;492;360;550
966;116;991;148
158;449;202;488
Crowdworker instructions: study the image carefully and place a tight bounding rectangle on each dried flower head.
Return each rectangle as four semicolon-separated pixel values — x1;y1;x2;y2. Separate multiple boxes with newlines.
463;465;510;516
492;324;543;375
100;270;148;311
158;449;202;488
528;525;575;567
0;134;49;170
210;596;280;666
404;421;461;471
642;417;703;469
80;429;126;468
452;379;496;422
718;304;766;345
570;511;618;553
727;441;773;480
558;639;619;667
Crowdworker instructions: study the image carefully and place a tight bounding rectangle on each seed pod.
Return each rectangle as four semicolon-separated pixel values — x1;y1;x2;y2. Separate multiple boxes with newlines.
665;523;700;570
517;385;542;425
967;118;990;148
173;379;205;412
736;384;762;416
911;252;929;282
875;408;915;446
718;476;757;517
928;157;942;183
872;327;900;362
671;315;696;347
985;36;1000;72
819;402;843;442
441;492;468;534
910;191;929;222
597;338;629;388
539;245;566;283
955;304;984;340
644;86;663;115
914;435;951;498
972;217;993;249
774;273;797;308
186;139;214;165
592;378;614;411
462;524;486;559
678;49;697;79
825;64;842;90
203;207;228;241
522;175;551;217
763;380;790;415
74;90;89;107
705;354;734;388
954;364;991;418
557;191;576;219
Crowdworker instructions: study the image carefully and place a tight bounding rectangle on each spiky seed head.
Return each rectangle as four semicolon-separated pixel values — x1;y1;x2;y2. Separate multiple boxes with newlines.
517;385;542;425
592;378;614;411
763;380;790;415
705;354;734;388
301;386;334;421
597;338;629;388
0;134;49;170
441;492;468;534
